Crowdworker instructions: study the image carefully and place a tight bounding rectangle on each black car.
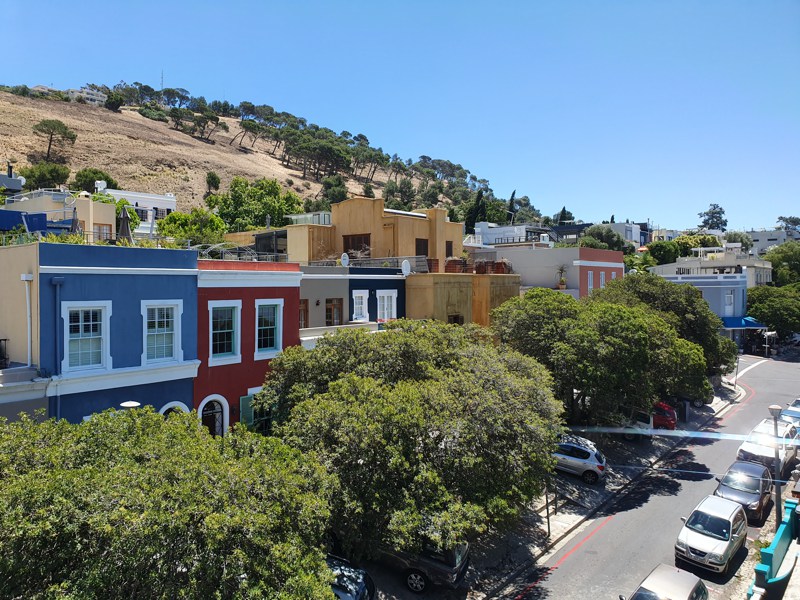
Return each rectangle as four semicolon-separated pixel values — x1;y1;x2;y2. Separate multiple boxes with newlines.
327;555;376;600
713;461;773;521
377;542;470;594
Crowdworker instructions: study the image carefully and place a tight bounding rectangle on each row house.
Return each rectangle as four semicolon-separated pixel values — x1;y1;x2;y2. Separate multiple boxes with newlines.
0;242;200;422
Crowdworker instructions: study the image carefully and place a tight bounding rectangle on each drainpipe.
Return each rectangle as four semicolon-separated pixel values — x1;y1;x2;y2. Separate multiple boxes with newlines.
20;274;33;367
51;277;64;419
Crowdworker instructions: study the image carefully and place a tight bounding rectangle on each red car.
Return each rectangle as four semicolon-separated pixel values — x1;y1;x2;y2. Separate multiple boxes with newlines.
653;401;677;430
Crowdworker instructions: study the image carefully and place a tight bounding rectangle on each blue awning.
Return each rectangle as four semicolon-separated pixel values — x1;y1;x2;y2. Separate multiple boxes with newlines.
722;316;767;329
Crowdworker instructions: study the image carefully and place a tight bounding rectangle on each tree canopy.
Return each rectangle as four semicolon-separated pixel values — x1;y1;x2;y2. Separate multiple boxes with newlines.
0;409;335;599
764;241;800;287
698;203;727;231
18;162;70;190
71;168;119;193
32;119;77;161
157;207;227;244
747;285;800;341
723;231;753;253
258;321;562;558
206;177;302;232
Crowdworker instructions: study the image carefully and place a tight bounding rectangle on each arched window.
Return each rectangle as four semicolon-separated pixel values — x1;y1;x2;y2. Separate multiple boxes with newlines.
202;401;224;437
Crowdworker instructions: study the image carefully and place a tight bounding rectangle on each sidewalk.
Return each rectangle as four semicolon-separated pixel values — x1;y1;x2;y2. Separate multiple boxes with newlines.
466;384;744;599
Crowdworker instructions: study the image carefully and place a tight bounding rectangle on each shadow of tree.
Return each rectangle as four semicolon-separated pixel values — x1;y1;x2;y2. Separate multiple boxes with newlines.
498;565;553;600
656;447;715;482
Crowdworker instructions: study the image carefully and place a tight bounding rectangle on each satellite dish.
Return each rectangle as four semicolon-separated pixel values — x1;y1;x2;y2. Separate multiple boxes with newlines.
401;259;411;276
340;253;350;267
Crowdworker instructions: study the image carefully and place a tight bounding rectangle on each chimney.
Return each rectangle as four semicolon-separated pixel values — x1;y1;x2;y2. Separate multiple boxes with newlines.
7;161;12;178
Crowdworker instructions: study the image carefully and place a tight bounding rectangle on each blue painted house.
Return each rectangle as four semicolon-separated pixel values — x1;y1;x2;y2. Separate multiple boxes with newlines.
348;267;406;323
0;242;200;422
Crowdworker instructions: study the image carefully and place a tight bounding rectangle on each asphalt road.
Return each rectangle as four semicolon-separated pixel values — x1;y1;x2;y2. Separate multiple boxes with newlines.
508;355;800;600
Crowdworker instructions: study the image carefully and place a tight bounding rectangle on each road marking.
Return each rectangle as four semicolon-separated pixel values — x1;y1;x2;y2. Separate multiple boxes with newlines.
736;359;768;380
513;515;614;599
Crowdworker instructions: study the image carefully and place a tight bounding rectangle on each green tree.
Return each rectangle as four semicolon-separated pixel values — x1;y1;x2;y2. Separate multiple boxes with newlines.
672;234;721;257
764;241;800;287
264;321;561;559
581;225;626;251
777;216;800;230
645;240;680;265
397;177;415;206
589;272;737;376
206;171;221;194
32;119;77;161
104;91;125;111
747;286;800;341
320;174;348;204
71;168;119;193
698;203;728;231
723;231;753;253
19;162;70;190
206;177;302;232
361;182;375;198
157;208;227;244
554;206;574;226
168;107;194;131
0;409;335;599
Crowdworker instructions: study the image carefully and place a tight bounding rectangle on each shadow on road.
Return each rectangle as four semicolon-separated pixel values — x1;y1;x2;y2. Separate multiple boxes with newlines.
502;565;553;600
656;447;716;482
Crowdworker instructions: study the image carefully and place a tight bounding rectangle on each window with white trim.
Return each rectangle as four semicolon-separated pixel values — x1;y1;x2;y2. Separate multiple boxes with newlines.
208;300;241;367
352;290;369;322
377;289;398;322
587;271;594;290
612;271;617;280
141;300;183;365
254;299;284;361
600;272;606;288
62;300;112;373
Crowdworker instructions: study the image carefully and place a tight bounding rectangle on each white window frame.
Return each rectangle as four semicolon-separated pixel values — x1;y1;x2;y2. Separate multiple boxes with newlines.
600;271;606;288
351;290;369;322
61;300;112;374
612;271;617;280
208;299;242;367
140;299;183;366
254;298;284;361
376;289;398;322
587;271;594;290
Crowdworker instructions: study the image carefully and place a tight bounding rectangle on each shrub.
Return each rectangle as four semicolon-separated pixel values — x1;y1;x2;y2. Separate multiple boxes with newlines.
138;106;168;123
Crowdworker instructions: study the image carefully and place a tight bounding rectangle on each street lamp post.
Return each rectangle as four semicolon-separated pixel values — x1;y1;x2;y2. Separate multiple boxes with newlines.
769;404;783;532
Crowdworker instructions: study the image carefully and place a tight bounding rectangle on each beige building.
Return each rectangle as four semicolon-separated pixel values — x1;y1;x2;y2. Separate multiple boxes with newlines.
2;189;117;242
648;244;772;287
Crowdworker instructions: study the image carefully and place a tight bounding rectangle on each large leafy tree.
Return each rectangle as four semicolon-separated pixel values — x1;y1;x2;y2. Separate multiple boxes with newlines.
646;240;680;265
71;168;119;193
259;321;561;558
580;225;627;252
672;233;721;257
723;231;753;253
32;119;77;161
18;162;70;190
0;409;335;599
777;216;800;230
157;208;227;244
764;241;800;287
698;203;728;231
588;272;737;376
206;177;302;231
747;286;800;341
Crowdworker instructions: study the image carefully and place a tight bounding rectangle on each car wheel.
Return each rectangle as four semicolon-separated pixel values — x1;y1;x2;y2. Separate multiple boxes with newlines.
582;470;599;484
405;569;428;594
623;432;638;442
691;398;705;408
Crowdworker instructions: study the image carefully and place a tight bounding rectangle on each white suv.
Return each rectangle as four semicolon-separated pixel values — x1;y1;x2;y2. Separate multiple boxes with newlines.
736;418;798;478
675;495;747;575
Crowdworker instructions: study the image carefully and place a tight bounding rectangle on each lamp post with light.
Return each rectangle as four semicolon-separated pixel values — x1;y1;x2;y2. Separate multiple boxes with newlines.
769;404;783;532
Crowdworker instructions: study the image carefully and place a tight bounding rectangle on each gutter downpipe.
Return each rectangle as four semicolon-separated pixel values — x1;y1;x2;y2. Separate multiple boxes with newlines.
20;274;33;366
51;277;64;420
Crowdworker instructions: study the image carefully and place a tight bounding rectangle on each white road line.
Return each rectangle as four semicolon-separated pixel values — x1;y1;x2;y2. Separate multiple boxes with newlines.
736;359;769;379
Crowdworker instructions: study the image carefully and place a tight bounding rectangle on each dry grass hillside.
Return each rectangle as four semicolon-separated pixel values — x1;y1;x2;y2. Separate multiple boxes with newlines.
0;93;383;210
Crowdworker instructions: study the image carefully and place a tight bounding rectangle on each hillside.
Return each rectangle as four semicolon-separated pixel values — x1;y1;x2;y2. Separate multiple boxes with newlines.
0;93;382;210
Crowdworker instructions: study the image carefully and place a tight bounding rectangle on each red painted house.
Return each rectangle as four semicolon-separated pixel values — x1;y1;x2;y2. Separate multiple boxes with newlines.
194;260;301;435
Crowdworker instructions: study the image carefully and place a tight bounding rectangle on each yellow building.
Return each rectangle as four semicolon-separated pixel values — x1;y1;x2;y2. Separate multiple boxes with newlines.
268;197;464;271
2;189;117;242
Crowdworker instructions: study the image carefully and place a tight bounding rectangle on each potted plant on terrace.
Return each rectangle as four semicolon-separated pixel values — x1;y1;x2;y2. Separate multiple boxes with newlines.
556;264;567;289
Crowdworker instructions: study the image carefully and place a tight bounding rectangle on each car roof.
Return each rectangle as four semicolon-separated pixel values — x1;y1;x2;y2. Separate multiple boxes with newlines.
634;562;704;597
694;494;743;519
726;460;769;477
560;434;597;449
752;418;794;435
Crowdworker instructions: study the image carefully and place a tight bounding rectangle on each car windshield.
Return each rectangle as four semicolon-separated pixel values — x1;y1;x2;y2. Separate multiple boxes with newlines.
685;511;731;541
747;432;776;448
721;470;760;493
629;589;663;600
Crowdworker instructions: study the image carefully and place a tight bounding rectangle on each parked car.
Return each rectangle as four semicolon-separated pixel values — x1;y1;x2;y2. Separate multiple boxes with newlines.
653;401;678;430
327;555;376;600
377;542;470;594
736;418;798;478
619;562;709;600
674;495;748;574
713;461;773;521
780;398;800;425
623;410;654;442
553;434;607;484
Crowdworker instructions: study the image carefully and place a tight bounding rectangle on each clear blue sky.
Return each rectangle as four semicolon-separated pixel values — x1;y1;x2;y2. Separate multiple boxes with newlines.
7;0;799;231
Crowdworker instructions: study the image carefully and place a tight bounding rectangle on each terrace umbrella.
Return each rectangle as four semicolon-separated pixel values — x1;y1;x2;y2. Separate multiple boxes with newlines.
118;205;133;243
69;206;81;234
